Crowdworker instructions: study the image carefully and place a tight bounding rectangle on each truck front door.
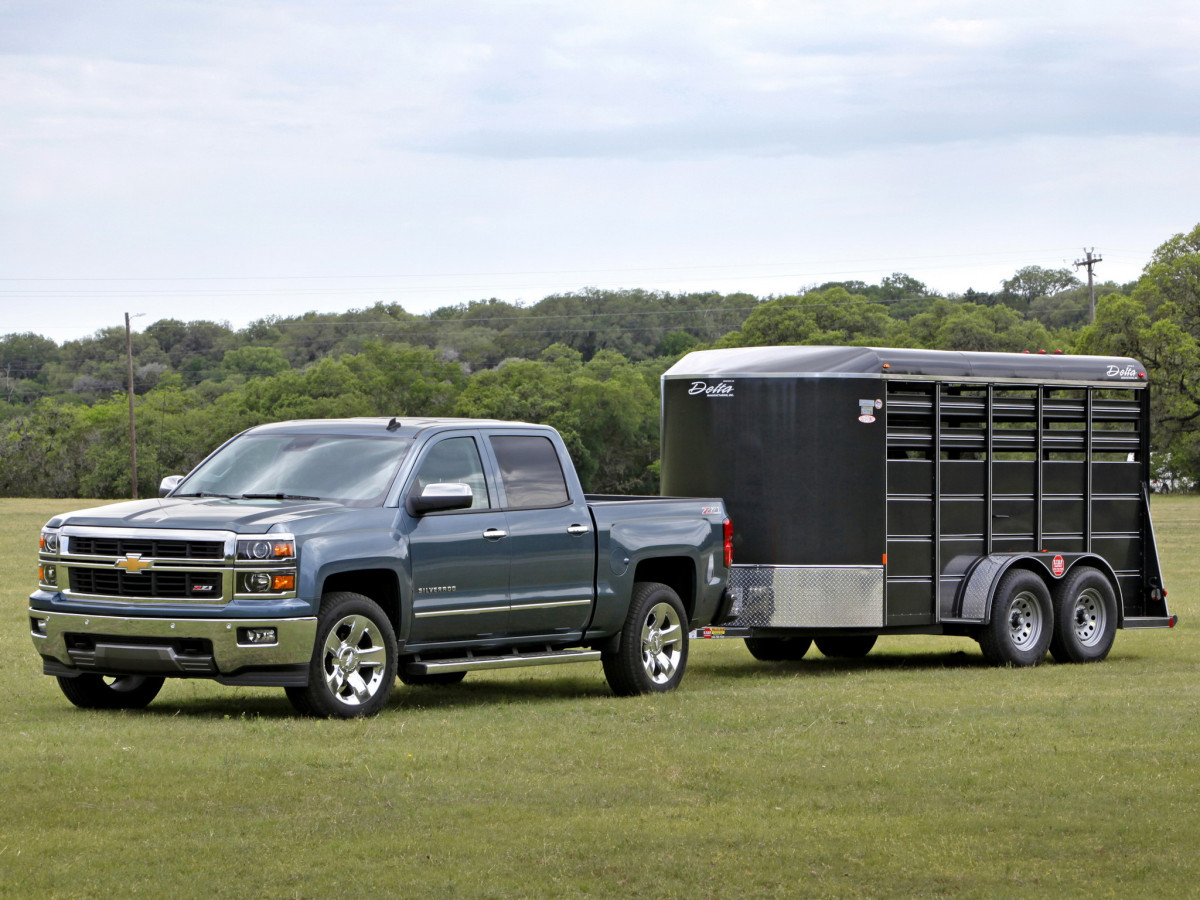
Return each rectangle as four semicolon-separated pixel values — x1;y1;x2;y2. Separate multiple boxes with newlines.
404;434;510;644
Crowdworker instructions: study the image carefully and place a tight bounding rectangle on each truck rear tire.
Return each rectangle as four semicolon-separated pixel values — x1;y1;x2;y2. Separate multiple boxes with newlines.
57;674;164;710
602;582;689;696
744;636;812;661
815;635;877;658
1048;566;1118;663
978;569;1053;667
286;592;397;718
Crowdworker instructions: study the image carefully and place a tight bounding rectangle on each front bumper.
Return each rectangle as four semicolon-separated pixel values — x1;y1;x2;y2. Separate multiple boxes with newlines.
30;609;317;687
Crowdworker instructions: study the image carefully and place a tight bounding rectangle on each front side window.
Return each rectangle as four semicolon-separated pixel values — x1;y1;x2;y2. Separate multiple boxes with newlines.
410;437;490;510
489;435;570;508
179;434;413;507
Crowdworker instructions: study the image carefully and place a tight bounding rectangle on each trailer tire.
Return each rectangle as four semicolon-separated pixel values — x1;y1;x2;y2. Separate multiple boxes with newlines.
1049;567;1117;663
978;569;1053;667
815;635;877;659
602;582;688;696
286;592;397;718
744;636;812;661
57;674;164;710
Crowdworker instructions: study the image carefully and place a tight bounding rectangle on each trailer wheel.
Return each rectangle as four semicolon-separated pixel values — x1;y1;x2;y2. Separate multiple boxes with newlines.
978;569;1053;667
815;635;877;659
744;636;812;661
286;591;397;718
1049;567;1117;663
57;674;164;710
602;582;688;696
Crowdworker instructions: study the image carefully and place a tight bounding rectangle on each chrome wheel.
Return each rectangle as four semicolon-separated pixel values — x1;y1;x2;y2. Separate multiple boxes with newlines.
640;601;684;686
602;582;690;696
1071;587;1107;648
321;613;389;708
1006;591;1044;652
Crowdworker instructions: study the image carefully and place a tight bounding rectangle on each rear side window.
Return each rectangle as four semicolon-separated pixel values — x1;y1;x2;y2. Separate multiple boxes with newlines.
490;435;570;508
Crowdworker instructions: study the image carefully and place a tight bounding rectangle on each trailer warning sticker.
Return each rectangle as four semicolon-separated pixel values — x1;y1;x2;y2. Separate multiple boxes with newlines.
1052;555;1066;577
858;398;881;423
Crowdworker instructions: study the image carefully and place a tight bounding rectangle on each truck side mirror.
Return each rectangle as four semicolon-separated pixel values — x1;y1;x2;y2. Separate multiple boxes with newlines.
159;475;184;497
407;482;474;516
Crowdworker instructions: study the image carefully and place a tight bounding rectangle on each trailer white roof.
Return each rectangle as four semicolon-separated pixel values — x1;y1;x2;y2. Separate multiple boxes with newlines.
664;346;1147;386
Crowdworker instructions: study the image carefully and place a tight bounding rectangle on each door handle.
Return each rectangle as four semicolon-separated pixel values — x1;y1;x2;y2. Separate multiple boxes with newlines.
483;528;508;541
567;524;591;536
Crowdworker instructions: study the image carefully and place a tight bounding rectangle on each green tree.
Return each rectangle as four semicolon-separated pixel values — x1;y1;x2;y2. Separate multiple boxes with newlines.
1001;266;1081;313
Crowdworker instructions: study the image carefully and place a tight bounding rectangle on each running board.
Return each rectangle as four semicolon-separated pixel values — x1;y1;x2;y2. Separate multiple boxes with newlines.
406;648;602;675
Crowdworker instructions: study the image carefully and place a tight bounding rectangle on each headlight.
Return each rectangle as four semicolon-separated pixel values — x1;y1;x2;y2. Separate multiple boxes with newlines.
237;538;295;561
40;531;60;554
239;571;296;594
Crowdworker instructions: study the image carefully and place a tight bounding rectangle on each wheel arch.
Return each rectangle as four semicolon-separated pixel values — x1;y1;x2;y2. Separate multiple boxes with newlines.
318;568;402;636
632;556;696;619
956;553;1122;626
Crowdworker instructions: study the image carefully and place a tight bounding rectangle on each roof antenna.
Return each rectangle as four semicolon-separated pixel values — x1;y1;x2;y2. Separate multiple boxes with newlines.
386;418;402;431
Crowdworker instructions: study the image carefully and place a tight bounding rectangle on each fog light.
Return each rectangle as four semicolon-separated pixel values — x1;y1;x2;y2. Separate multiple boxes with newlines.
238;627;277;645
31;617;47;637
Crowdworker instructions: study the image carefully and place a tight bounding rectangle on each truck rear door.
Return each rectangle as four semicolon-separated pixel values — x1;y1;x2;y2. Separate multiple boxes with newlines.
484;431;595;638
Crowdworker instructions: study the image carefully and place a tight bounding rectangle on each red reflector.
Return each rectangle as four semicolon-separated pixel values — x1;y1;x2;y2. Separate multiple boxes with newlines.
723;518;733;568
1170;615;1178;628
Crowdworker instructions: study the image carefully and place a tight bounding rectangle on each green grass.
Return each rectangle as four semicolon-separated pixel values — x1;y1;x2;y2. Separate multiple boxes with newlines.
2;497;1197;898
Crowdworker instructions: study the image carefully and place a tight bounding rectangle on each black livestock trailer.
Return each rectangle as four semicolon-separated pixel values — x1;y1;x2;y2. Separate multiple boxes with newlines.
661;346;1176;665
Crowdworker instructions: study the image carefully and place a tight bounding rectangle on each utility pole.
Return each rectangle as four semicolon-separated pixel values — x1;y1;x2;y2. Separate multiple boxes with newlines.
1075;248;1103;323
124;312;144;499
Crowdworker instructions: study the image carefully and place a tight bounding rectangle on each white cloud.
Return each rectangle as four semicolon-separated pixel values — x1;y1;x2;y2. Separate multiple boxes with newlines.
0;1;1197;340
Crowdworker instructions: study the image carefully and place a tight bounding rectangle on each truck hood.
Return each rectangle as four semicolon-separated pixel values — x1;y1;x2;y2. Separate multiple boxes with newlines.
46;497;354;534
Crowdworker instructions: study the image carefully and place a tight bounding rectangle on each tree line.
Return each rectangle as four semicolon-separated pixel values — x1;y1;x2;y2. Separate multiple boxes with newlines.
2;223;1198;498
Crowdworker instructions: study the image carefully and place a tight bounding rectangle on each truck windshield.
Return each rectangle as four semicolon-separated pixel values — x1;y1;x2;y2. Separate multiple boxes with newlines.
178;434;413;507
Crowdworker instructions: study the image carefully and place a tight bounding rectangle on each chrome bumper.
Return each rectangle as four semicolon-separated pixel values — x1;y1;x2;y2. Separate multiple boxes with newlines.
30;609;317;677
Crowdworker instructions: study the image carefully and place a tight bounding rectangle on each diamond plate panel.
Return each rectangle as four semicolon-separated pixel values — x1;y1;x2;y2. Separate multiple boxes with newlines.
728;565;884;628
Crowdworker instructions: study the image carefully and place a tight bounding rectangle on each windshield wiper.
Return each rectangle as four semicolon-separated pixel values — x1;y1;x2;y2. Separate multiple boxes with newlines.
175;492;238;499
240;492;323;501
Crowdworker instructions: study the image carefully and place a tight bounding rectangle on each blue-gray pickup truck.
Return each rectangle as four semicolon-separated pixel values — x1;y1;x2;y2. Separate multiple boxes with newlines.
31;417;733;717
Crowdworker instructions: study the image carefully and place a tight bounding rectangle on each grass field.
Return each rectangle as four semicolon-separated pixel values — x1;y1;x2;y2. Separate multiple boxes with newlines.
1;497;1197;898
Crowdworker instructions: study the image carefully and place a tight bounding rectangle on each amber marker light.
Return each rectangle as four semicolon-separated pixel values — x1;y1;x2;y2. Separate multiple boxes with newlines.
272;574;296;592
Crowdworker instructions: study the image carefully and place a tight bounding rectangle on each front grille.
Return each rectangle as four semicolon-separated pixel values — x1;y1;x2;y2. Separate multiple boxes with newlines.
69;567;224;599
69;536;224;560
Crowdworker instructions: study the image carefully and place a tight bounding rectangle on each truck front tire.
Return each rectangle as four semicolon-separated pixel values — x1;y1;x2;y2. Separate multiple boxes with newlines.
57;674;164;710
603;582;689;696
286;592;397;718
978;569;1053;667
1048;567;1118;663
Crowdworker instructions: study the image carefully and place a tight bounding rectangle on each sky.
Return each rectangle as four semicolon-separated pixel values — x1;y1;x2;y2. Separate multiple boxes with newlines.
2;0;1198;344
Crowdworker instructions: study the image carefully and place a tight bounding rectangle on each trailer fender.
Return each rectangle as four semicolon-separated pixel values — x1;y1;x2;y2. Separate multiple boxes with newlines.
954;553;1123;625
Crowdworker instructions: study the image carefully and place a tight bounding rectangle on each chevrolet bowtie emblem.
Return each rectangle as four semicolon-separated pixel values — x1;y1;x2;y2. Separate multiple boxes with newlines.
115;554;152;574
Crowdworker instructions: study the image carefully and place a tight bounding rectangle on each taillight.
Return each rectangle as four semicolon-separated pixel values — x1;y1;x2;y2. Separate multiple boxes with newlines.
723;518;733;568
